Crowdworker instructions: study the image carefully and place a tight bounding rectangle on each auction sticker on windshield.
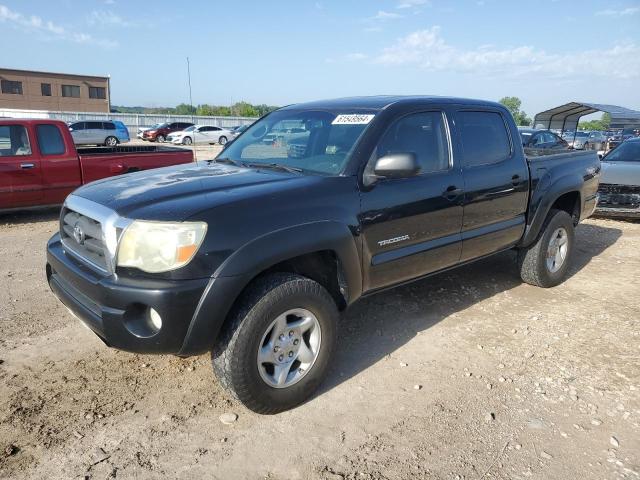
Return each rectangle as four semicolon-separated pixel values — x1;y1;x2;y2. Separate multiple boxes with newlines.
332;114;375;125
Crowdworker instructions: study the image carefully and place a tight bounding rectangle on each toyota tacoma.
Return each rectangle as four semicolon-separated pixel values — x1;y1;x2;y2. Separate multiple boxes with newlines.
46;96;600;413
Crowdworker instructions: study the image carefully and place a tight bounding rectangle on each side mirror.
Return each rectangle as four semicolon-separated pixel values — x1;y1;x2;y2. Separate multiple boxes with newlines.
365;152;420;186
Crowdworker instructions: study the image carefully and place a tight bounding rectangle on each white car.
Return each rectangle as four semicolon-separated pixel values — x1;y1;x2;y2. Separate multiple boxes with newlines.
167;125;233;145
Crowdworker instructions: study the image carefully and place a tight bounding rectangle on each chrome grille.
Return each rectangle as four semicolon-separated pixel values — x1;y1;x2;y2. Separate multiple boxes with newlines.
598;184;640;208
60;207;108;270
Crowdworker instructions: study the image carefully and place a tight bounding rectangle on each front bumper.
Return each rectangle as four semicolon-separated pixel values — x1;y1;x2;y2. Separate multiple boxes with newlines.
594;206;640;218
596;185;640;219
47;233;210;354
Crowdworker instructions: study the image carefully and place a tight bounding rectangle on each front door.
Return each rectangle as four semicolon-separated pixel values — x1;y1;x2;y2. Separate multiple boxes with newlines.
453;109;529;261
359;110;464;291
0;124;43;209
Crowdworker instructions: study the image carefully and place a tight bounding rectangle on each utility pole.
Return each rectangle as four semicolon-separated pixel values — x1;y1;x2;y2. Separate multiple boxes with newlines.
186;57;196;161
186;57;194;121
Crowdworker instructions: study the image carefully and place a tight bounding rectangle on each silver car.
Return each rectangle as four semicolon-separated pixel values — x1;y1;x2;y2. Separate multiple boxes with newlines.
69;121;128;146
596;137;640;218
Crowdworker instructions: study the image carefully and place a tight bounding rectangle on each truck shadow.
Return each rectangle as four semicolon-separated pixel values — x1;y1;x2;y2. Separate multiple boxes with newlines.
0;207;60;226
318;222;622;396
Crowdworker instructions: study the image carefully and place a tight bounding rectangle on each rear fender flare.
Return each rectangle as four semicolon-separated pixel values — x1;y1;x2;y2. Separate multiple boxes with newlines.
521;174;582;247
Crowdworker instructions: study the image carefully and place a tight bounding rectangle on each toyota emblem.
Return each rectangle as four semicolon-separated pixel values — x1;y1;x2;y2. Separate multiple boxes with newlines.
73;223;86;245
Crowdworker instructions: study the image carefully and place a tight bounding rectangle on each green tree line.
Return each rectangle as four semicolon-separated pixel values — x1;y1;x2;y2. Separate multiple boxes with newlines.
111;101;279;118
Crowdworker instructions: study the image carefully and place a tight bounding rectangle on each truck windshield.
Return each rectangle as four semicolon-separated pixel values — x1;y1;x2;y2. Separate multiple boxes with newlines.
604;141;640;162
217;109;377;175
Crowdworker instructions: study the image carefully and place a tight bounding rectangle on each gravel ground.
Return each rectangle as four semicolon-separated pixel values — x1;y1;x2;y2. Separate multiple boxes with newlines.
0;211;638;480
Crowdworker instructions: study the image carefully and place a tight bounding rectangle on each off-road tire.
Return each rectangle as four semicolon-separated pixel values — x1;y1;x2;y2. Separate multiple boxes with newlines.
517;209;575;287
212;273;338;414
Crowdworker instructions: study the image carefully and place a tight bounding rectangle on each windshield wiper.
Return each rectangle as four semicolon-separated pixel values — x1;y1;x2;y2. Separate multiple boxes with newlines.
211;157;244;167
245;162;303;174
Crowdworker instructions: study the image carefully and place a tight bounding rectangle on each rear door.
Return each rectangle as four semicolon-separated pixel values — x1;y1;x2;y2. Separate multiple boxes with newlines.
0;124;43;209
453;108;529;261
36;124;81;205
359;108;464;291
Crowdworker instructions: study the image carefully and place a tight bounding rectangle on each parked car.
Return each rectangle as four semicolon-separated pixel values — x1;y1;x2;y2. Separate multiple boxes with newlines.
565;131;590;149
166;125;233;145
142;122;194;143
231;124;249;138
0;119;193;211
137;122;163;140
584;131;607;151
69;120;130;147
519;129;569;150
596;137;640;218
46;96;599;414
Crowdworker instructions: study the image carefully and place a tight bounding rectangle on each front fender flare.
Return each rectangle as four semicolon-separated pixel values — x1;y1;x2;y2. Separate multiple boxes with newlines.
178;221;362;356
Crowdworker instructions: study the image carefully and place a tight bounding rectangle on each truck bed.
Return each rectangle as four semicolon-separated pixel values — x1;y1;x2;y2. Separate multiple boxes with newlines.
77;145;194;184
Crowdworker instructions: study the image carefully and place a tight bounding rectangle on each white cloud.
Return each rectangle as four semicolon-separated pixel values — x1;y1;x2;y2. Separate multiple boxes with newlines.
397;0;430;9
373;27;640;80
369;10;403;21
0;4;117;48
595;7;639;17
87;10;134;27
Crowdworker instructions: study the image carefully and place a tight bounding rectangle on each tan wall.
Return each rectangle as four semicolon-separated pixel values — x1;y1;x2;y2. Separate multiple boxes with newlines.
0;69;110;113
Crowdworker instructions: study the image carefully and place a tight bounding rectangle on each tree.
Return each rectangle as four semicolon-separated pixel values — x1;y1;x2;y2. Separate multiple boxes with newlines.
499;96;532;126
579;112;610;131
174;103;196;115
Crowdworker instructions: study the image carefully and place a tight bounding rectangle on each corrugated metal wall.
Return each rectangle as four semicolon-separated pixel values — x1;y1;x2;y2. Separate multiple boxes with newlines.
0;108;257;135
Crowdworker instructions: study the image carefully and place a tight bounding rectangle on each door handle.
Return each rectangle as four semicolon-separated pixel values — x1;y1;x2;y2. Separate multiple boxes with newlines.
511;174;520;186
443;185;463;200
20;163;35;169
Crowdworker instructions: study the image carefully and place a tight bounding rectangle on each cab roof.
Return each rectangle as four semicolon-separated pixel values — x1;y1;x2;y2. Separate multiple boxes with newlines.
279;95;505;111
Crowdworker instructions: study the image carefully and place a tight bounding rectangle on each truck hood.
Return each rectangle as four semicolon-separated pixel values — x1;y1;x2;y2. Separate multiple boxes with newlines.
600;161;640;187
72;161;316;220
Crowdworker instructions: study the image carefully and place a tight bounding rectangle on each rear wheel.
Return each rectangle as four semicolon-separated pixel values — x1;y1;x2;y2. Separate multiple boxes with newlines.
105;136;118;147
212;273;338;414
156;134;165;143
517;209;575;288
218;136;227;145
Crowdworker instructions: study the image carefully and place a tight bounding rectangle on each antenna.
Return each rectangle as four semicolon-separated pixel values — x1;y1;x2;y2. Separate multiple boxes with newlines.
186;57;197;162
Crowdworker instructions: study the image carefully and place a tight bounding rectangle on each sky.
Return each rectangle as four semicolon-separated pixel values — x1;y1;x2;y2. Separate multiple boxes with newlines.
1;0;639;118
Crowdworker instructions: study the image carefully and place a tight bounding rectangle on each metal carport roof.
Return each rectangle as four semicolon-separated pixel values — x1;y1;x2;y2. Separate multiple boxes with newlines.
533;102;640;131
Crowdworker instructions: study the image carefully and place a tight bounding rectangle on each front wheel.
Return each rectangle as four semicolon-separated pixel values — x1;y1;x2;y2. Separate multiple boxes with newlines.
182;136;193;145
105;136;118;147
212;273;338;414
517;209;575;288
218;136;227;145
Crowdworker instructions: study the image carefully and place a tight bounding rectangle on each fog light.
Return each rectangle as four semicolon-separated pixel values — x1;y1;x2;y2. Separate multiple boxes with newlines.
149;308;162;331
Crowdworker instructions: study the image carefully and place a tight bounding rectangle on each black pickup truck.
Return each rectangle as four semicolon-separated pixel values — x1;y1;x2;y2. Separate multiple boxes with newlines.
46;96;600;413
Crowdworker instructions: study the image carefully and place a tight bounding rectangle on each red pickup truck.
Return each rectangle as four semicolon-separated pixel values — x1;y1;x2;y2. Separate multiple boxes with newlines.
0;119;194;212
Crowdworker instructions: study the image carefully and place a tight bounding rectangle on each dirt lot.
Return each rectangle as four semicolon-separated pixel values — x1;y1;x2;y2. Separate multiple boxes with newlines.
0;211;638;480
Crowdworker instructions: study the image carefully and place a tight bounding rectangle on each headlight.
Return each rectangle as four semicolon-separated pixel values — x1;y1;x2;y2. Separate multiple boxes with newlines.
117;221;207;273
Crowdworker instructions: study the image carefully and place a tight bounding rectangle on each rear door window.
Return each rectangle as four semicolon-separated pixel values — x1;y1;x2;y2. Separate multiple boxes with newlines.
87;121;103;130
103;122;116;130
458;111;511;166
36;125;66;155
0;125;32;157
